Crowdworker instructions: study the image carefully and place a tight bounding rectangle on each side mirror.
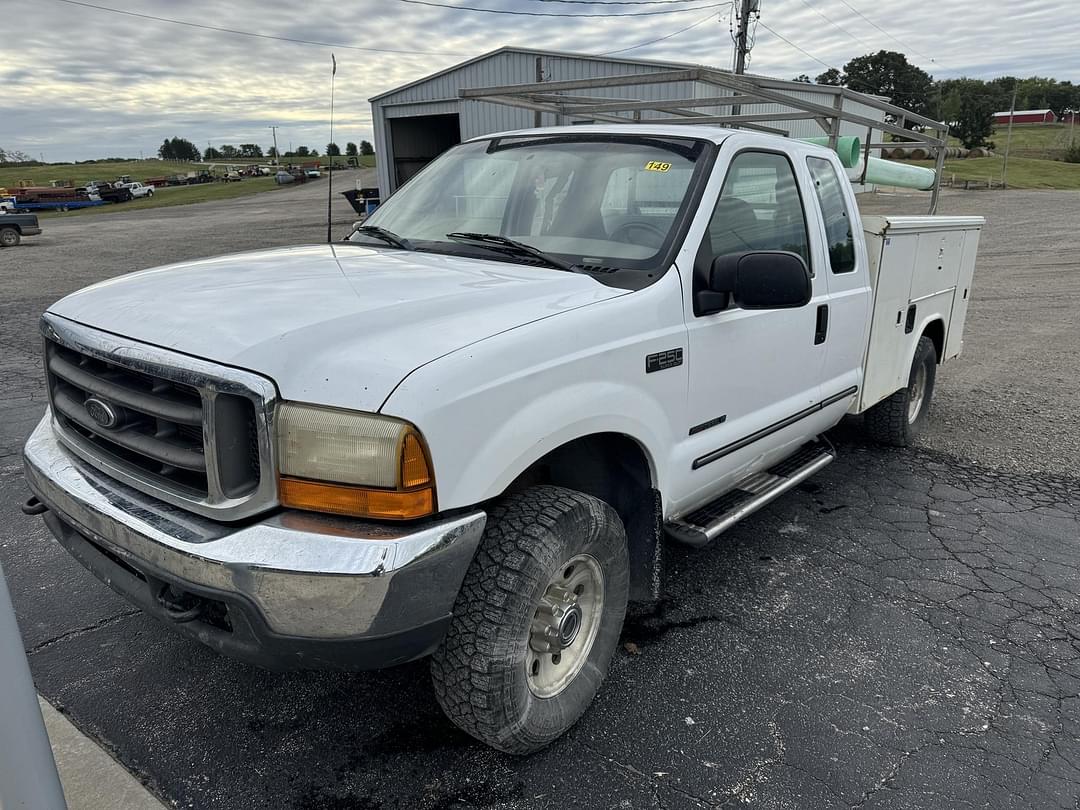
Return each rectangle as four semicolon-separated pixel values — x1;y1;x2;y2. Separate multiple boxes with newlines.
703;251;812;312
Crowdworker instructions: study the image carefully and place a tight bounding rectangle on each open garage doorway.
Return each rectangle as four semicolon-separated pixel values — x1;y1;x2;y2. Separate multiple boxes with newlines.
388;113;461;189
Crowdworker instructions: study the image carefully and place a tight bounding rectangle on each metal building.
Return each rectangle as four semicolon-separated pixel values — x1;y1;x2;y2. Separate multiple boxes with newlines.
369;46;893;200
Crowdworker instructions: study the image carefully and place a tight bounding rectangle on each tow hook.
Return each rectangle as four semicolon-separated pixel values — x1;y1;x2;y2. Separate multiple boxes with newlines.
20;496;48;516
156;585;206;624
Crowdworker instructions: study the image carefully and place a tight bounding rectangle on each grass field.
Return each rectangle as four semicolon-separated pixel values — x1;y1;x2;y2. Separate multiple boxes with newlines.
912;155;1080;190
0;154;374;190
937;123;1078;160
2;153;376;218
32;177;292;218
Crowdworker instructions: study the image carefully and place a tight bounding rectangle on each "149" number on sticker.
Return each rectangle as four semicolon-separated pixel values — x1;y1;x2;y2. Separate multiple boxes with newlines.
644;161;672;172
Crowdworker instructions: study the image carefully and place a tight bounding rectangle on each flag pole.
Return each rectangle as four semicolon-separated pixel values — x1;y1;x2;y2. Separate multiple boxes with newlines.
327;53;336;244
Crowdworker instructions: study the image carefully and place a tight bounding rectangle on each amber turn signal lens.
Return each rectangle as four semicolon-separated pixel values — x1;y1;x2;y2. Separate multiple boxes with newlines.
401;432;432;489
279;477;435;520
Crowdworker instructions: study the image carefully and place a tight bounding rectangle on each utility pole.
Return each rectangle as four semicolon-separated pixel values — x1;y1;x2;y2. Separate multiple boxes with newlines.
731;0;758;117
733;0;755;75
1002;85;1017;189
268;125;279;164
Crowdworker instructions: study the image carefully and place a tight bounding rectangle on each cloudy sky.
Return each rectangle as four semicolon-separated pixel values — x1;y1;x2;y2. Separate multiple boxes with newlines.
2;0;1076;162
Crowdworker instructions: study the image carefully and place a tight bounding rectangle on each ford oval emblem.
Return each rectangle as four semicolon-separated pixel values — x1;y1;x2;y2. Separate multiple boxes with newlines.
84;397;119;429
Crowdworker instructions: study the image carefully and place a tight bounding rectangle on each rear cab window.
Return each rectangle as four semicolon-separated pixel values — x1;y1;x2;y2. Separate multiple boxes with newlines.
806;156;856;273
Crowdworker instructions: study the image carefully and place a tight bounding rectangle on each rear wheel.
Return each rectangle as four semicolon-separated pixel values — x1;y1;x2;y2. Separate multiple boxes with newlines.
863;336;937;447
0;227;20;247
431;485;629;754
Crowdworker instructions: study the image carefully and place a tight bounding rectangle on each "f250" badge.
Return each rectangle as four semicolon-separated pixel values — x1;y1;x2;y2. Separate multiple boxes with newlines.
646;348;683;373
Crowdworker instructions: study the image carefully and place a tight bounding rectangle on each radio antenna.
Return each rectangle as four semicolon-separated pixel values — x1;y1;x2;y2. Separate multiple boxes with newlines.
326;53;337;244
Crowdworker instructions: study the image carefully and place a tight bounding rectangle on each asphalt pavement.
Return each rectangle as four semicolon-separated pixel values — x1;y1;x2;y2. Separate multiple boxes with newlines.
1;184;1078;809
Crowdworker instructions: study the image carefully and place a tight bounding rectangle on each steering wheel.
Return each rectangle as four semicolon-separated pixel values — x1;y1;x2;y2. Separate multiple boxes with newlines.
608;219;667;249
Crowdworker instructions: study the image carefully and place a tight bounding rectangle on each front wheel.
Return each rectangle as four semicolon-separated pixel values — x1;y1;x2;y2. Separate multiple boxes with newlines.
0;227;21;247
431;485;629;754
863;336;937;447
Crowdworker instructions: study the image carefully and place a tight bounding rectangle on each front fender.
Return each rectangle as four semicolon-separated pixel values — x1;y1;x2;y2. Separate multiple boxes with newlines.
447;380;668;508
380;272;688;512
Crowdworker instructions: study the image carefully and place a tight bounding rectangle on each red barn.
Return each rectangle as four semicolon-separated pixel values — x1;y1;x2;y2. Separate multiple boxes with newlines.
993;109;1056;125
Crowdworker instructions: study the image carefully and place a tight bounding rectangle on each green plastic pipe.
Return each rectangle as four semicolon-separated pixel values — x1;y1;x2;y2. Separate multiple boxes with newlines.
862;156;936;190
802;136;937;190
802;136;861;168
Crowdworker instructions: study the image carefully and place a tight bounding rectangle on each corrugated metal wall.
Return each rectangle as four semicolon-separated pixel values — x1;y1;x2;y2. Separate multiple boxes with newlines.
371;49;886;197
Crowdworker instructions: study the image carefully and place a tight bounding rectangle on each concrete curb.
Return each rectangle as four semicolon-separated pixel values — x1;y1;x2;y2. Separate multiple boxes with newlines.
39;697;166;810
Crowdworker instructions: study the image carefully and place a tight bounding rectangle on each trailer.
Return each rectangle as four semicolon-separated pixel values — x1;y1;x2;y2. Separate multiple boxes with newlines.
10;200;106;211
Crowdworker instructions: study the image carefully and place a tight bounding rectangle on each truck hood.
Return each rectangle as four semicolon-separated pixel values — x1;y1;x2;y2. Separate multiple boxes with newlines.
49;244;625;411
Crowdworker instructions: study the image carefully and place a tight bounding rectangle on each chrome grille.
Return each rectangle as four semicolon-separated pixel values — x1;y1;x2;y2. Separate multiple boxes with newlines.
42;314;279;520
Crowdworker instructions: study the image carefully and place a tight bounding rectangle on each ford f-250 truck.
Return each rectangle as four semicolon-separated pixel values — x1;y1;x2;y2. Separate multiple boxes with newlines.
21;126;982;753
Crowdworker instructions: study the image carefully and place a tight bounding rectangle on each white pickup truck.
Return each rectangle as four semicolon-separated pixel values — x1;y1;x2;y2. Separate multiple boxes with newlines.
120;181;154;199
21;125;982;754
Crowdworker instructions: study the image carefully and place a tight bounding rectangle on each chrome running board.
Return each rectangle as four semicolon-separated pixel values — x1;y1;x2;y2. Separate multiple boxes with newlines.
665;440;835;547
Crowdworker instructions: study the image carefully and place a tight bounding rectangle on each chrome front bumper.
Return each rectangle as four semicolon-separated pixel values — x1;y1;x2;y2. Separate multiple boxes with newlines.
23;415;486;666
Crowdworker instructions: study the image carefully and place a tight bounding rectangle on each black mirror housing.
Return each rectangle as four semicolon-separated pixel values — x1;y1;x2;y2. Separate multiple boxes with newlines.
707;251;812;311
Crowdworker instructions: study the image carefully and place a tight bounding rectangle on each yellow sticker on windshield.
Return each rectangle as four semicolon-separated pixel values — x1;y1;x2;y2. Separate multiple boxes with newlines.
645;161;671;172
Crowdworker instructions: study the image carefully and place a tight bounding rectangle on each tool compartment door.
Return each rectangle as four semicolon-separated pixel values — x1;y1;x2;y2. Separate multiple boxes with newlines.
859;216;917;410
857;215;984;411
946;228;981;358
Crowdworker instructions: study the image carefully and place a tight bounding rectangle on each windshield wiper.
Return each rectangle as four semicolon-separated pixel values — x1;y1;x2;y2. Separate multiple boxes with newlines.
446;232;576;273
352;225;414;250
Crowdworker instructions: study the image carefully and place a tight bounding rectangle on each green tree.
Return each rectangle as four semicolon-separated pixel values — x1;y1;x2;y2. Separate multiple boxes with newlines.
841;51;933;125
950;94;995;149
203;146;222;160
325;142;341;156
158;137;200;161
792;74;812;84
239;143;263;158
267;146;279;159
815;68;842;86
345;142;358;156
359;140;374;156
295;146;311;157
219;144;240;159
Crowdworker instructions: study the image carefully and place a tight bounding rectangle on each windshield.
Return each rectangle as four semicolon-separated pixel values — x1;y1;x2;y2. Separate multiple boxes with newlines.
350;135;709;277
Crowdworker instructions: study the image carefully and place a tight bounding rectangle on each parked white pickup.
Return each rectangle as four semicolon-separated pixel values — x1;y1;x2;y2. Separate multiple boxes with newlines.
23;125;982;754
119;181;154;199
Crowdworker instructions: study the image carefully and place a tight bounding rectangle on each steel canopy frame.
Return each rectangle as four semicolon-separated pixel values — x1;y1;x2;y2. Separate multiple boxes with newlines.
459;67;950;213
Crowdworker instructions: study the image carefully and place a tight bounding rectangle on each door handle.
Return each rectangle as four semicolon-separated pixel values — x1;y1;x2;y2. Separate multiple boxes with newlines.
814;304;829;345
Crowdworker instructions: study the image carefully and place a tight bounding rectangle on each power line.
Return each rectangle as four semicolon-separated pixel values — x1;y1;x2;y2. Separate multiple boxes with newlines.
756;20;833;70
396;0;726;16
792;0;873;51
599;12;719;54
535;0;709;4
48;0;469;56
828;0;936;64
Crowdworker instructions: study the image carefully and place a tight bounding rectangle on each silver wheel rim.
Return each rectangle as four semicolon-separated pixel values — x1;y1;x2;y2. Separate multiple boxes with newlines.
908;362;928;423
525;553;604;699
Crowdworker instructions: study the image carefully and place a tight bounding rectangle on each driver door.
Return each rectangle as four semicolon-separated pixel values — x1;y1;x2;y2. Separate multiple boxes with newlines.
678;147;830;510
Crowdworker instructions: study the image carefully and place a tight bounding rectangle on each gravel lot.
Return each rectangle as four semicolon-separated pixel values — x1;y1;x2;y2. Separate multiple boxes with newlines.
1;184;1078;809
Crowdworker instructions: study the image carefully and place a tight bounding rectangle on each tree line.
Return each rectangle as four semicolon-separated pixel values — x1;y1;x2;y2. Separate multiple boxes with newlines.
794;50;1080;151
159;137;374;162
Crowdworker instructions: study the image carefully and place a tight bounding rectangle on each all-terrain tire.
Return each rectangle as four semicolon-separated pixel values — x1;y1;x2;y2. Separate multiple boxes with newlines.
431;485;629;754
0;227;20;247
863;336;937;447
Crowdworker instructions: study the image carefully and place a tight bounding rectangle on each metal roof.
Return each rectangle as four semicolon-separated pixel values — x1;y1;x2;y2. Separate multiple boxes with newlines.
368;45;852;104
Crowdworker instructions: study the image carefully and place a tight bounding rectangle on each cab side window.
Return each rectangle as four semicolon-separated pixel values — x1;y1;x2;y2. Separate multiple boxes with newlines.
806;156;856;273
704;151;811;268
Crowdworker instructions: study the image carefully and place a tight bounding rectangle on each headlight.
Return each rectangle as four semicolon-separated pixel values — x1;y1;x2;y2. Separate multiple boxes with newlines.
276;402;435;520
